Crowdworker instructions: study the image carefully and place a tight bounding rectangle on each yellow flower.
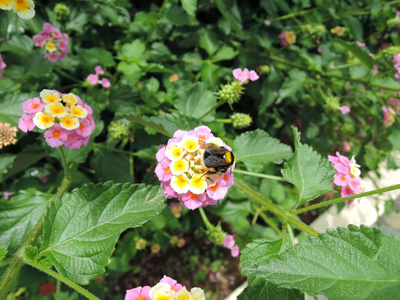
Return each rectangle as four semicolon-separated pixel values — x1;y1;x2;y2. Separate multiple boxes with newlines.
170;159;189;176
176;287;192;300
33;112;54;130
45;42;57;53
40;89;61;104
151;243;161;254
165;142;185;160
181;135;199;152
70;105;88;119
170;174;190;194
59;114;79;130
13;0;35;19
0;0;13;10
62;93;78;106
189;174;207;195
45;102;67;118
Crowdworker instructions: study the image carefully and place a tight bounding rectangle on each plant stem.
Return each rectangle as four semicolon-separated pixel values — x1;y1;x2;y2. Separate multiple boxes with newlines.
234;179;318;237
292;184;400;215
198;207;214;231
234;169;285;181
198;99;228;121
258;210;281;235
269;8;319;22
24;258;100;300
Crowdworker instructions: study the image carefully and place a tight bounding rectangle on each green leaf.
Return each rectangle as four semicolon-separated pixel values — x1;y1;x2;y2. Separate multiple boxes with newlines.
0;189;52;253
90;149;132;183
0;93;33;126
200;64;220;90
39;182;165;285
281;128;335;206
0;246;6;264
165;6;198;26
0;155;16;182
212;45;237;61
120;40;146;61
337;40;373;69
214;0;242;34
76;47;115;69
123;113;201;137
277;69;307;103
0;35;33;56
175;82;217;121
180;0;197;16
243;225;400;300
199;29;219;56
388;130;400;150
2;149;47;181
117;62;142;85
234;130;292;172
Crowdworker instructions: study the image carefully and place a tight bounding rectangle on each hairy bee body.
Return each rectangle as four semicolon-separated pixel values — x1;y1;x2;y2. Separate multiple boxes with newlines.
202;143;235;174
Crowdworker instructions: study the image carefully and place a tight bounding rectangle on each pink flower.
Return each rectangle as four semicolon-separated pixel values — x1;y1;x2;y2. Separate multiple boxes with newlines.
33;34;46;47
207;179;228;200
279;31;296;46
223;235;235;249
0;54;6;78
22;98;45;113
356;41;366;47
34;23;69;62
248;70;259;81
44;52;61;63
125;286;151;300
87;74;98;85
341;186;354;197
334;173;351;187
155;159;172;182
159;276;183;292
51;28;62;38
388;98;399;112
3;191;15;200
18;114;35;132
95;65;104;75
44;124;68;148
392;53;400;64
101;78;111;88
372;65;379;76
231;245;239;257
343;141;351;153
43;22;54;32
233;68;249;82
75;118;95;137
64;131;84;149
339;105;350;115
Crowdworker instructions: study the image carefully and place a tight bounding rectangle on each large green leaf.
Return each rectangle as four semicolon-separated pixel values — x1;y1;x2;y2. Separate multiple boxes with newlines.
180;0;197;17
0;246;7;263
124;113;201;137
234;130;292;172
0;93;33;126
0;189;52;253
281;128;334;206
0;35;33;56
39;182;165;284
174;82;217;121
243;225;400;300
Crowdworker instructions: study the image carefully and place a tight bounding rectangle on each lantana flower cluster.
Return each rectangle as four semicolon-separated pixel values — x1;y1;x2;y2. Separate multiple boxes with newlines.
125;275;205;300
0;0;35;19
87;66;111;88
382;97;399;128
18;89;95;149
0;122;18;149
279;30;296;46
328;152;362;204
0;54;6;78
33;23;69;62
155;126;234;210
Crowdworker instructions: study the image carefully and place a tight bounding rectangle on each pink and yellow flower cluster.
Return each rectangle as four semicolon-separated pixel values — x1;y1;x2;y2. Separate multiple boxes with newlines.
328;152;362;204
125;275;205;300
33;23;69;62
155;126;234;210
279;30;296;46
0;0;35;19
382;97;398;128
18;89;95;149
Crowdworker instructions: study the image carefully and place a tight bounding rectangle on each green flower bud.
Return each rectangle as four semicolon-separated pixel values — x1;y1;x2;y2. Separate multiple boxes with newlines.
217;81;244;107
230;113;252;129
301;24;325;39
325;96;340;111
380;46;400;60
54;3;71;23
387;18;399;28
205;223;226;246
108;119;130;140
259;65;270;74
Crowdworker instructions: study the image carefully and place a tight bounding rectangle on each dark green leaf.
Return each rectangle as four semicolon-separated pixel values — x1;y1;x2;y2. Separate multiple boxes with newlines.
212;45;237;61
199;29;219;56
0;35;33;56
234;130;292;172
39;182;165;284
76;47;115;69
0;189;52;253
0;246;7;263
0;93;33;126
0;155;16;182
214;0;242;34
277;69;307;103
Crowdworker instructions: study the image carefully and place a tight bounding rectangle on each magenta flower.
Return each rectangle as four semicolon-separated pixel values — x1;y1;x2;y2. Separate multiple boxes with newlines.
339;105;350;115
22;98;45;113
159;275;183;292
33;23;69;62
231;245;240;257
125;286;151;300
233;68;249;82
87;74;98;85
382;106;396;128
155;126;234;209
0;54;6;78
248;70;259;81
87;66;111;88
356;41;366;47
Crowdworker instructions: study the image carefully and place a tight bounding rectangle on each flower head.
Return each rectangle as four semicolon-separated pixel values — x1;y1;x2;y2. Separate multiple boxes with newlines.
125;286;151;300
279;31;296;46
232;68;259;83
33;23;69;62
155;126;235;209
18;89;95;149
0;122;18;148
339;105;351;115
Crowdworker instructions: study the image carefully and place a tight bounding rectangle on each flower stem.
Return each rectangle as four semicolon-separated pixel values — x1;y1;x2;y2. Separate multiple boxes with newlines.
198;207;214;231
198;99;228;121
291;184;400;215
234;179;318;237
24;258;100;300
234;169;285;181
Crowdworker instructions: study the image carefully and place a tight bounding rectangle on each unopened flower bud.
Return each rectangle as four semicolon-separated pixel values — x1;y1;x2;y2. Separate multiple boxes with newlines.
205;224;226;246
217;81;244;107
0;122;18;149
325;96;340;111
176;238;185;248
230;113;252;129
54;3;71;23
108;119;130;140
136;238;147;250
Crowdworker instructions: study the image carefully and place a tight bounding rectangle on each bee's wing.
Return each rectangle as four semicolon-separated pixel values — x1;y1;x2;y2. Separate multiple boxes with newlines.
204;155;228;167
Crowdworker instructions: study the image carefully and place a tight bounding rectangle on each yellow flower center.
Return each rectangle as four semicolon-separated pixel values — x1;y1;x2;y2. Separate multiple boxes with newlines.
40;114;52;125
176;174;189;188
155;296;171;300
46;43;56;51
15;0;29;11
46;95;58;103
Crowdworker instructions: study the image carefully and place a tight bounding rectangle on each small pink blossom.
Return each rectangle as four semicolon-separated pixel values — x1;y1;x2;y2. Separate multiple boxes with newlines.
34;23;69;62
223;235;235;249
18;114;35;132
64;131;84;149
248;70;259;81
231;245;240;257
233;68;249;82
125;286;151;300
372;65;379;76
343;141;351;153
101;78;111;88
87;74;98;85
159;276;183;292
95;65;104;75
0;54;6;78
43;22;54;32
356;41;366;47
339;105;350;115
3;191;15;200
44;124;68;148
22;98;45;113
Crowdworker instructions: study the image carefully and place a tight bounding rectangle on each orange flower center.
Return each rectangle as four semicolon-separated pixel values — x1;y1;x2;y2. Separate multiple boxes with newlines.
52;130;61;138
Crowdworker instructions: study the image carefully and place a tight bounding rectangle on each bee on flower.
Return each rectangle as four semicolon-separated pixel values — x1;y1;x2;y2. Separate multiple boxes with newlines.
32;23;69;62
155;126;235;209
18;89;95;150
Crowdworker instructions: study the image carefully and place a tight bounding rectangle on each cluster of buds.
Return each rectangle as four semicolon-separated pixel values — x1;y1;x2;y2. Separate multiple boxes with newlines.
325;96;340;111
330;26;346;36
125;276;205;300
0;122;18;149
300;24;325;39
155;126;234;210
380;46;400;60
18;89;95;149
279;31;296;46
230;112;252;129
54;3;71;23
382;98;399;128
0;0;35;19
87;66;111;88
0;54;6;78
205;223;240;257
108;119;130;140
328;152;362;204
33;23;69;62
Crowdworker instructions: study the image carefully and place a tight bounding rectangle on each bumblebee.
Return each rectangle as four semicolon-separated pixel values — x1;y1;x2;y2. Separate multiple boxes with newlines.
201;143;235;174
